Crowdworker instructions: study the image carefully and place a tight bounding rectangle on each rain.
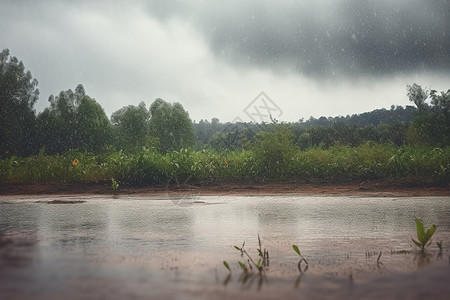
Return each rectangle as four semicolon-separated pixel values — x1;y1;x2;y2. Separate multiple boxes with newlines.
1;0;449;121
1;1;450;299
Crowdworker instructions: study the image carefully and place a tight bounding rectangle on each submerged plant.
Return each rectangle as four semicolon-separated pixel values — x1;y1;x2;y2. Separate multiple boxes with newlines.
437;241;443;252
238;261;248;273
293;244;308;272
412;219;436;251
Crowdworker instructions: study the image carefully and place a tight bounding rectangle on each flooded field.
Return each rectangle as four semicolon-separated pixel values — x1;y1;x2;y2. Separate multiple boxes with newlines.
1;194;449;299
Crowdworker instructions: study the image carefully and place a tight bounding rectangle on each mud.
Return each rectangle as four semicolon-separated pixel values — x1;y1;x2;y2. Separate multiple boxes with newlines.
1;179;449;197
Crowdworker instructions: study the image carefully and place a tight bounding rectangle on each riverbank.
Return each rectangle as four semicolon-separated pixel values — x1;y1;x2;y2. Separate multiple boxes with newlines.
1;179;448;197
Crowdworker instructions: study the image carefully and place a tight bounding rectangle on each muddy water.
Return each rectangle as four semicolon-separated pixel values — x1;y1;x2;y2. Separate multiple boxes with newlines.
1;195;449;299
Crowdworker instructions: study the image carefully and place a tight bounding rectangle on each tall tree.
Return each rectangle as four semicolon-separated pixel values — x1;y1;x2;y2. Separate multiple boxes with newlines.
407;83;429;112
37;84;112;153
407;84;450;146
111;101;151;151
76;87;113;152
0;49;39;156
149;98;195;152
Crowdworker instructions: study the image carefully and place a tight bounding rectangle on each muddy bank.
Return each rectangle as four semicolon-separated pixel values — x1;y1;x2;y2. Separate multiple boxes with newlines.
0;179;449;197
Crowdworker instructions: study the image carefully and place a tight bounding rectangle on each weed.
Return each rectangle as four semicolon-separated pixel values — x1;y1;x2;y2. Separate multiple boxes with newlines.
232;235;268;274
292;244;308;272
223;261;231;272
412;219;436;251
437;241;443;252
238;261;248;273
256;234;269;268
234;241;245;256
111;177;119;192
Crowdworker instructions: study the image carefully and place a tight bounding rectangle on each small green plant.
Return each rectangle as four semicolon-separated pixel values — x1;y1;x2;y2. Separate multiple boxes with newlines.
223;260;231;272
234;241;245;256
293;244;308;272
238;261;248;273
232;235;268;274
256;234;269;268
111;177;119;192
412;219;436;251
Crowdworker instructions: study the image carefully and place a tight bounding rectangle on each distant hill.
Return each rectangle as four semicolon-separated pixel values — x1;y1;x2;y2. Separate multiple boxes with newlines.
195;105;416;145
298;105;415;128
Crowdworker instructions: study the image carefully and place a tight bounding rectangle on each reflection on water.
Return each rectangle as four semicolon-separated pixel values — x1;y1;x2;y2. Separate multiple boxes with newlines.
0;195;449;299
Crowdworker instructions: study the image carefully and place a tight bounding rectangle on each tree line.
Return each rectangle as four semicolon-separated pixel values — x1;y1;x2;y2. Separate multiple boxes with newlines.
194;106;416;151
0;49;195;157
1;48;449;159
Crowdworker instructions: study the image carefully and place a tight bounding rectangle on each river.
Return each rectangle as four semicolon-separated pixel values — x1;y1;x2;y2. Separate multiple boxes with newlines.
1;195;449;299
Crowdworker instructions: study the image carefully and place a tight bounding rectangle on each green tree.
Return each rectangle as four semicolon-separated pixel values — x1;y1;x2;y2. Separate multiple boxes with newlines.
76;90;113;152
194;117;223;146
298;132;312;151
149;98;195;152
37;84;112;153
407;83;429;112
0;49;39;156
407;84;450;146
111;101;151;151
430;89;450;118
252;123;297;178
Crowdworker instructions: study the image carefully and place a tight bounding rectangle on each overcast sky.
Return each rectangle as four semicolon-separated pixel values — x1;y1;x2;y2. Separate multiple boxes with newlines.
1;0;449;122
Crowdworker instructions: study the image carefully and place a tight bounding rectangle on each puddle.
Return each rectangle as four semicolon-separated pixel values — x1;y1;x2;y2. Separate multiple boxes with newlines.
0;195;449;299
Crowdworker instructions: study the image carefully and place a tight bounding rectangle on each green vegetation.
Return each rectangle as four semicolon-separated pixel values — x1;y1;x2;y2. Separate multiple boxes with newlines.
111;177;119;192
412;219;436;252
1;144;448;185
223;261;231;272
1;48;449;186
0;49;39;157
231;236;268;274
293;244;308;272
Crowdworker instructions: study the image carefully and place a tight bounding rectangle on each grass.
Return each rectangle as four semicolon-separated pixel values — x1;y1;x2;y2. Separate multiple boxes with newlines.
228;235;269;275
1;144;449;185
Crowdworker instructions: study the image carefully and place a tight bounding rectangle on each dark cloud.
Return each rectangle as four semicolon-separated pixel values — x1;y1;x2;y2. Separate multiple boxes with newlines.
145;0;450;78
2;0;449;121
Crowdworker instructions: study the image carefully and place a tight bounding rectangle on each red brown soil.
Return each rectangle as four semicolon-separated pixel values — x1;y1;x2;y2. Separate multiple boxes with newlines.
0;179;448;197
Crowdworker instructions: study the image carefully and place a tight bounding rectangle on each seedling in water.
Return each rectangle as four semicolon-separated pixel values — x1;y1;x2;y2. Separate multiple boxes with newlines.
293;244;308;272
234;241;245;256
233;236;268;274
223;261;231;272
437;241;443;252
412;219;436;252
238;261;248;273
257;234;269;268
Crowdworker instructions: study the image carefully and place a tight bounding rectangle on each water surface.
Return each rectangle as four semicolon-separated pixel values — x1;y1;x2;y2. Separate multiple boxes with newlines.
1;195;449;299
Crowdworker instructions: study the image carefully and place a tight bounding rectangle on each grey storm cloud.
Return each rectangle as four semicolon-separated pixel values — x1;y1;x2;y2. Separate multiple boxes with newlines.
145;0;450;78
1;0;449;121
